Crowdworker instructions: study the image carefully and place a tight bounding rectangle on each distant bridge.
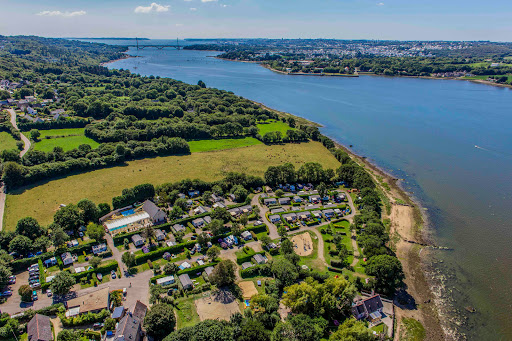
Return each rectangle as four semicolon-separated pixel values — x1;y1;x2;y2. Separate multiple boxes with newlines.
126;45;181;50
127;38;182;50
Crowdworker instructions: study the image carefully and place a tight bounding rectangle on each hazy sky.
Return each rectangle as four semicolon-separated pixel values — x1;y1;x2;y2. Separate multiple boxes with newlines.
1;0;511;41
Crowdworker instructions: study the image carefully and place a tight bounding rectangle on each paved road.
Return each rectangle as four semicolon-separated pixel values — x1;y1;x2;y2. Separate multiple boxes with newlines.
6;109;30;157
0;184;5;231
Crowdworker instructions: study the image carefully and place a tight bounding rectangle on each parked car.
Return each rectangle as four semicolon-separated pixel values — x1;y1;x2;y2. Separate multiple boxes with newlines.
93;323;104;329
32;291;38;301
46;289;52;297
8;276;16;284
97;273;103;281
111;270;116;279
0;291;12;297
30;282;41;289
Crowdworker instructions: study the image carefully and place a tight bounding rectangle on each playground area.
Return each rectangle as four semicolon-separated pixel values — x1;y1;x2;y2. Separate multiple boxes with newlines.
195;290;241;321
291;232;314;256
238;281;259;299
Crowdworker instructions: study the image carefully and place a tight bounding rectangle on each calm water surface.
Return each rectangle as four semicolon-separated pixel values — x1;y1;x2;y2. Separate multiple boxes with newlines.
102;41;512;340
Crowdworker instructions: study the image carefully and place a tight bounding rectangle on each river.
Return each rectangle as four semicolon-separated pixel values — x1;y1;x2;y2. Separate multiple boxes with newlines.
93;39;512;340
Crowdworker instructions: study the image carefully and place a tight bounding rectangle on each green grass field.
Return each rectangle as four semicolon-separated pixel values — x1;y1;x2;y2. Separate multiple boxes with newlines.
465;74;512;83
256;120;294;136
188;137;262;153
33;128;100;152
399;318;426;341
3;141;340;228
0;132;18;153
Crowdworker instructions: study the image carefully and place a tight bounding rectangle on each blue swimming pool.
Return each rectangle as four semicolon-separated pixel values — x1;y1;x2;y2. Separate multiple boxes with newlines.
121;209;135;216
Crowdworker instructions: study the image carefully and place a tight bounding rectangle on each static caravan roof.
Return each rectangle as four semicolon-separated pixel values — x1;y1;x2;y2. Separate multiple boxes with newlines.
105;211;149;232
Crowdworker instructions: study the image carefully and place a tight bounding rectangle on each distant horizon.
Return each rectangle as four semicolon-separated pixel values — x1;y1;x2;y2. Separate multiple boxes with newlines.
1;0;511;42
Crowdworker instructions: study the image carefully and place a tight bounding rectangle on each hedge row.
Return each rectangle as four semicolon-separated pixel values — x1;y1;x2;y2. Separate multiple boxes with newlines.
10;240;98;272
135;241;196;265
240;264;272;279
72;260;119;281
150;262;218;284
236;251;265;265
60;308;110;327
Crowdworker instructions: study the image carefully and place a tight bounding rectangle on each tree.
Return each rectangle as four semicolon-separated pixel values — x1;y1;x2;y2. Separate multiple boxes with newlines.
169;206;184;221
78;199;100;223
277;226;288;239
50;271;76;296
163;320;234;341
33;236;50;253
57;330;81;341
238;319;270;341
232;185;248;202
1;162;25;188
365;255;404;294
144;304;176;340
89;256;102;268
163;262;179;275
271;258;298;287
250;294;280;329
231;224;242;238
211;207;231;223
210;260;237;287
142;224;155;240
15;217;44;240
9;235;32;255
206;245;220;260
282;277;356;319
86;223;105;241
0;264;12;288
280;238;294;255
122;252;136;268
1;149;21;163
18;284;33;302
317;183;328;198
98;203;111;217
239;214;249;227
54;204;83;234
260;235;272;249
275;189;284;198
50;224;69;247
208;219;225;236
329;319;375;341
272;314;327;341
30;129;41;141
197;80;206;88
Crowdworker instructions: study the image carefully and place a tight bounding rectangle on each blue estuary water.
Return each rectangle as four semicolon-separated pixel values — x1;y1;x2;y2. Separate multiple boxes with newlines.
98;40;512;339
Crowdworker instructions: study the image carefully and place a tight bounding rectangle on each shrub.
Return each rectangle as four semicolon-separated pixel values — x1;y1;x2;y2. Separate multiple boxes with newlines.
147;260;153;269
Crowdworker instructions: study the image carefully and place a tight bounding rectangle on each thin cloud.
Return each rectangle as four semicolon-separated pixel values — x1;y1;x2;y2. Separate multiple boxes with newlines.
377;2;385;5
36;10;86;17
175;23;183;27
190;7;197;11
221;4;228;7
201;0;218;2
134;3;170;13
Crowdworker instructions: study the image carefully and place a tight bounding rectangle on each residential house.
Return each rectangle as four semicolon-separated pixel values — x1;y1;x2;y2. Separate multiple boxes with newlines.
65;287;109;317
27;314;53;341
241;262;254;270
92;243;107;255
172;224;186;233
253;254;268;265
309;195;321;203
203;216;212;225
269;215;281;223
179;274;194;289
61;252;73;266
270;207;285;214
228;207;242;217
213;202;226;209
323;203;337;209
113;312;143;341
211;194;223;202
204;266;214;278
241;231;252;240
351;295;384;322
322;209;335;218
239;205;253;214
278;197;291;205
50;108;65;116
282;213;298;222
43;257;57;268
311;210;323;219
27;107;37;115
194;206;208;215
298;211;312;220
192;218;205;228
131;234;144;247
132;300;148;321
186;199;193;207
188;190;200;197
264;198;277;206
156;275;175;286
178;193;186;199
154;229;165;241
142;200;167;224
293;196;302;203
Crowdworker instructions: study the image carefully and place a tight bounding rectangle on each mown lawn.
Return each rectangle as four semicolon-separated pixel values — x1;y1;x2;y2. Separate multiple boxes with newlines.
4;141;340;228
34;128;99;152
256;120;294;136
175;296;201;329
0;132;18;153
188;137;262;153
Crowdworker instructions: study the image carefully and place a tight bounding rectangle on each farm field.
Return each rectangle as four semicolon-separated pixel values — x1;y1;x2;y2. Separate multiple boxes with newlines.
188;137;262;153
256;120;294;136
3;141;340;228
34;128;99;152
0;132;18;153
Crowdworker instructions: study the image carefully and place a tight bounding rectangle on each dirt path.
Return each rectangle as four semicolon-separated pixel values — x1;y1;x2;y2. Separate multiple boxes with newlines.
350;230;360;267
6;109;31;157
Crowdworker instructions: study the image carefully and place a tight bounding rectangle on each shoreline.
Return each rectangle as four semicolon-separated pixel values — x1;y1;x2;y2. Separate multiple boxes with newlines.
260;103;446;339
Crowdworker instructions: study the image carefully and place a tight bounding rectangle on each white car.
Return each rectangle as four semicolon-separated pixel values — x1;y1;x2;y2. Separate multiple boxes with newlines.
46;289;52;297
